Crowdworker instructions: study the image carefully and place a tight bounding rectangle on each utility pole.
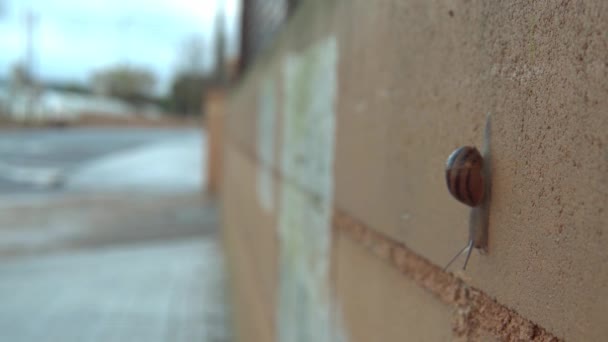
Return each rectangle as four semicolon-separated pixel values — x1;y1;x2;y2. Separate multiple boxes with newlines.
24;9;37;118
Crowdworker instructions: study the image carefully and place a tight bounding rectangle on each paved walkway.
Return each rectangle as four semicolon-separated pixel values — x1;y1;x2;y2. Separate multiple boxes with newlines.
0;194;230;342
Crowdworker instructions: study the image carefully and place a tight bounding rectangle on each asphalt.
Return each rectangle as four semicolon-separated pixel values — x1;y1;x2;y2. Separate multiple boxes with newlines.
0;127;230;342
0;127;200;194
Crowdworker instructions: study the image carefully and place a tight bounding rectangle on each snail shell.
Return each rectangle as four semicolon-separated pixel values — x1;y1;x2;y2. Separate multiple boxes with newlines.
445;146;484;207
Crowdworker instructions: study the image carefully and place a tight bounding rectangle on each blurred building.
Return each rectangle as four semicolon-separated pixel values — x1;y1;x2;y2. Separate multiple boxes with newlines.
1;88;161;123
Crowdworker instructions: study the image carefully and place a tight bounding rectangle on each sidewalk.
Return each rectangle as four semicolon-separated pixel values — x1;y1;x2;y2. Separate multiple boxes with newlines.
0;193;230;342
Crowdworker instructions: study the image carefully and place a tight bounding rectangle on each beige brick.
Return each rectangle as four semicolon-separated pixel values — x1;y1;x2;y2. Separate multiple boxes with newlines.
225;82;257;158
226;62;284;163
222;145;279;341
224;225;275;342
205;90;225;195
333;232;453;342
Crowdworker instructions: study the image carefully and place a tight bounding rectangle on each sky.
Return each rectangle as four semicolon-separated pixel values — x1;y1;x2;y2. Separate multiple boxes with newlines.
0;0;240;94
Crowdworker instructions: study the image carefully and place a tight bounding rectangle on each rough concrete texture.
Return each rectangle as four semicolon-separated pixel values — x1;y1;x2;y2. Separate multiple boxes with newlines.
223;0;608;340
330;1;608;340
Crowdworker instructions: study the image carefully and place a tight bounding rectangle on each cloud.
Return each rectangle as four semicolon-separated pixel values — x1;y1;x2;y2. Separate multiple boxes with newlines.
0;0;240;93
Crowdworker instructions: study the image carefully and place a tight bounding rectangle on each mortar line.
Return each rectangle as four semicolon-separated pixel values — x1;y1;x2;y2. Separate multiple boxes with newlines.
332;209;560;341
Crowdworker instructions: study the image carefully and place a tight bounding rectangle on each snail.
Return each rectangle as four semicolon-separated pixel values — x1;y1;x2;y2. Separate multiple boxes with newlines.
443;114;492;271
445;146;484;207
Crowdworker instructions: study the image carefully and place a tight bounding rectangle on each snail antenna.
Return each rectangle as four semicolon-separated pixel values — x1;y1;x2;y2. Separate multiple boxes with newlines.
443;239;473;272
462;239;474;270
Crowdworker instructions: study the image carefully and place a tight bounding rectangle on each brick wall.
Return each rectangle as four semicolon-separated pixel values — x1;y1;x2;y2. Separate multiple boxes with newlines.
205;89;226;195
219;0;608;341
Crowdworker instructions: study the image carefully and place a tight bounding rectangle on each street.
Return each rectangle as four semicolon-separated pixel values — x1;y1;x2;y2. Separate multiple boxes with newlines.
0;127;229;341
0;128;202;194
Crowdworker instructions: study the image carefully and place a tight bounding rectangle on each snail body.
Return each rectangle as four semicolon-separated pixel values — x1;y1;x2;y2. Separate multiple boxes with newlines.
443;115;492;271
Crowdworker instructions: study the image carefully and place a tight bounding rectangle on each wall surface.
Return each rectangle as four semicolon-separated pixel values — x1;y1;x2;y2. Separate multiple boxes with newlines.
206;90;226;195
220;0;608;341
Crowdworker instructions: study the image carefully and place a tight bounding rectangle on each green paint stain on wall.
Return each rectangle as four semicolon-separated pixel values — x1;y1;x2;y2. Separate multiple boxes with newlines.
277;36;345;342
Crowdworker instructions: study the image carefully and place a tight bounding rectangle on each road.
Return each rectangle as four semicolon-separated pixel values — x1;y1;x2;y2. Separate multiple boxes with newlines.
0;127;202;194
0;127;229;342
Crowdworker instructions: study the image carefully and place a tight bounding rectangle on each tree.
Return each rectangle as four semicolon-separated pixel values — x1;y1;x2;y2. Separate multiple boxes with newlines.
9;62;33;89
167;15;231;116
169;73;206;116
46;81;91;95
211;12;227;85
168;34;209;116
91;65;156;106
